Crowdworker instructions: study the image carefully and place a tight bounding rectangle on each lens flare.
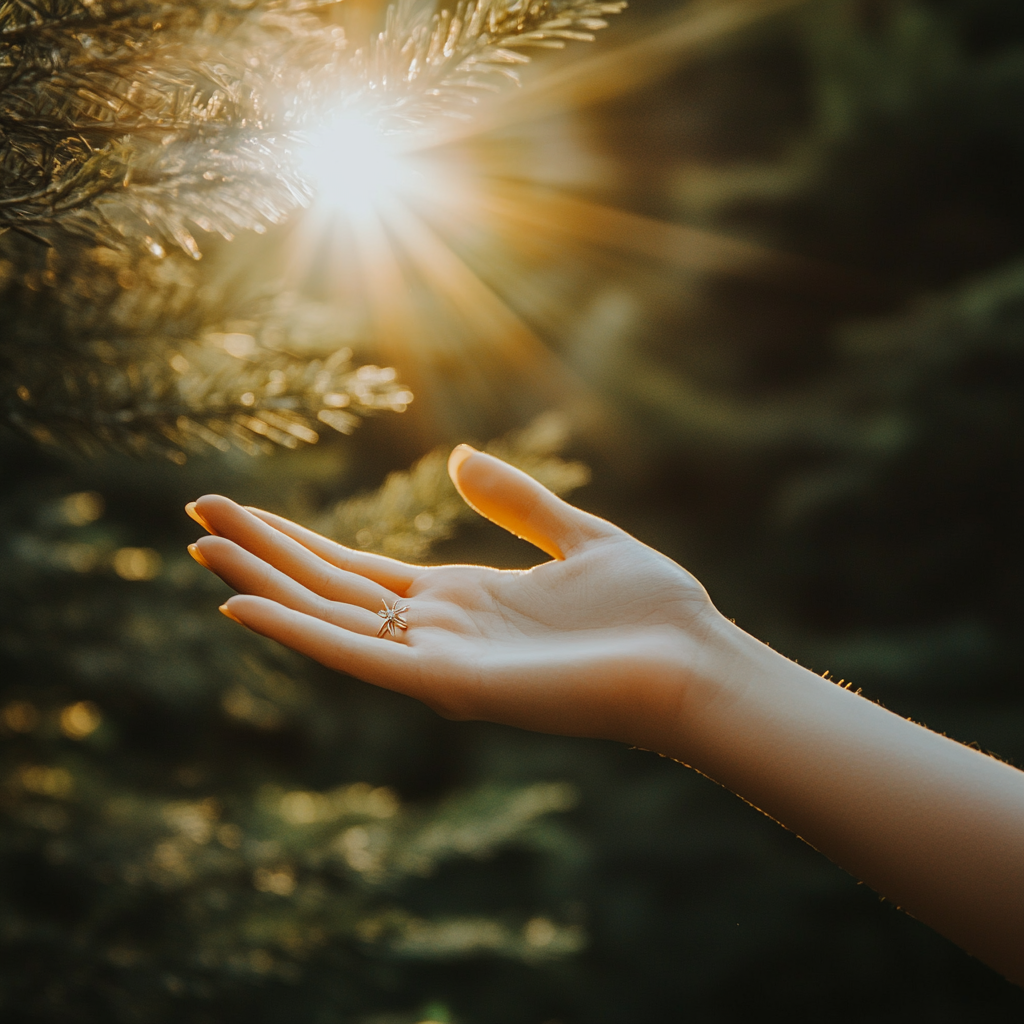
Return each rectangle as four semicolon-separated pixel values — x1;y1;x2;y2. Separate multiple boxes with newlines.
283;0;841;417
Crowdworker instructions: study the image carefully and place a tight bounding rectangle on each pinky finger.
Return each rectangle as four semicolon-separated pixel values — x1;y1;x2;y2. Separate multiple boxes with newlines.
221;595;417;690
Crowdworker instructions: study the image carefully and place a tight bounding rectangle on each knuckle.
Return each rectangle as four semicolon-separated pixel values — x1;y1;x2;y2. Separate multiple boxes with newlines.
203;535;236;558
314;594;340;623
314;564;337;597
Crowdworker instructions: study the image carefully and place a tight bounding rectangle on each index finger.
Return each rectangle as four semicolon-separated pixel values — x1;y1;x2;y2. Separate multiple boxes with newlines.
242;506;419;594
192;495;419;596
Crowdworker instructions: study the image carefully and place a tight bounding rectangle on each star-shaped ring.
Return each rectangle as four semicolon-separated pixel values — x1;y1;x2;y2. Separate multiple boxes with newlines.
376;599;409;638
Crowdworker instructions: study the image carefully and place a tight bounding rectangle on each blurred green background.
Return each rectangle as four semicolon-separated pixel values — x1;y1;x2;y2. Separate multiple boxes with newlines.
2;0;1024;1020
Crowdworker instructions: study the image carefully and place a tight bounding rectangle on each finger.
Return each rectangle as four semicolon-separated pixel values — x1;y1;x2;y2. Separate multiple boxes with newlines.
185;501;216;534
447;446;611;560
243;506;418;593
192;495;395;609
197;537;387;636
221;595;419;685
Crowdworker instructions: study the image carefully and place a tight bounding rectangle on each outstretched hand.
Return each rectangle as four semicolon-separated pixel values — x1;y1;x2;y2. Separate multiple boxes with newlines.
187;445;720;748
188;446;1024;985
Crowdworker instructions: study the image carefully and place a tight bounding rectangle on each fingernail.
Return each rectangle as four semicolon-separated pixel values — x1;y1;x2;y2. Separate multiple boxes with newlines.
185;501;213;532
187;543;212;570
219;604;244;625
447;443;478;477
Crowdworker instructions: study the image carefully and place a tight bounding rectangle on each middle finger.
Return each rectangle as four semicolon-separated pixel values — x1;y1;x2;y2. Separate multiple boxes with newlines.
193;537;389;637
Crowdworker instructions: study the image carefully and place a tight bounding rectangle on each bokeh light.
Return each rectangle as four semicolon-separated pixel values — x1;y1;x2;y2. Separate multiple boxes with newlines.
60;701;102;740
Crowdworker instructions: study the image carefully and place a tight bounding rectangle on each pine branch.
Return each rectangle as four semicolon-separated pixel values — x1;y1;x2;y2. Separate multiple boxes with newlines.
352;0;627;130
2;751;582;983
0;233;413;457
0;0;348;253
0;0;622;456
7;342;412;459
0;0;624;254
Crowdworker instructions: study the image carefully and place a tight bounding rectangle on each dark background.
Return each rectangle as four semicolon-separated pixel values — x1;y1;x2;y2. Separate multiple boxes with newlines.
2;0;1024;1020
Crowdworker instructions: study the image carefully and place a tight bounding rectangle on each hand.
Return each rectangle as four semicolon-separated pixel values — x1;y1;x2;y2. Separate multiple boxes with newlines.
187;445;723;748
188;447;1024;983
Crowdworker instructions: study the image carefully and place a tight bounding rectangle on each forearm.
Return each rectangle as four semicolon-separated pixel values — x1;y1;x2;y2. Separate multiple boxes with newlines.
658;615;1024;984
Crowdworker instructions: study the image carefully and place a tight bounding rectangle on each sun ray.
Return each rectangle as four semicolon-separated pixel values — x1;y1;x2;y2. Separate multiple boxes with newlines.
347;206;417;357
284;0;868;429
419;176;873;299
401;0;813;155
376;194;563;374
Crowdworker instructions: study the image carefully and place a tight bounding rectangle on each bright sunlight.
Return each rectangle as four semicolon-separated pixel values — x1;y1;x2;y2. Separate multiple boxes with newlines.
286;0;828;416
299;110;416;220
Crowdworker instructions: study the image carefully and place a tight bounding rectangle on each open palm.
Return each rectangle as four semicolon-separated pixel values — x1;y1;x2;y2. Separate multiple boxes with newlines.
189;447;717;746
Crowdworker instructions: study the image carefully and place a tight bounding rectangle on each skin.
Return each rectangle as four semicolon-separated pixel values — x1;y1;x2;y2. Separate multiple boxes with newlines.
188;444;1024;986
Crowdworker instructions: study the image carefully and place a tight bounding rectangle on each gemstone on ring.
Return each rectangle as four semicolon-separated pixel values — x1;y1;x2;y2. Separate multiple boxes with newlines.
376;599;408;638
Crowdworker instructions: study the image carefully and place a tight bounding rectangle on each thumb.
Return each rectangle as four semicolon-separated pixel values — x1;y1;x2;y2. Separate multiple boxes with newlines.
447;445;606;559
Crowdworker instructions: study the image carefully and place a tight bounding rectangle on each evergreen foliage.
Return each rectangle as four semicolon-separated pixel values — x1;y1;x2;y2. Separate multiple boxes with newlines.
0;0;622;457
0;0;624;253
0;412;593;1021
0;227;414;456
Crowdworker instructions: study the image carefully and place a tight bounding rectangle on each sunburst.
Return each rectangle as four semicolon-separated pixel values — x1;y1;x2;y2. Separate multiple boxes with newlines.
290;0;824;418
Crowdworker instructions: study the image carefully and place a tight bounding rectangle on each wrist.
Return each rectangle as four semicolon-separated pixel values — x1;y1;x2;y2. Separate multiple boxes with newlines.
623;602;748;756
637;603;805;768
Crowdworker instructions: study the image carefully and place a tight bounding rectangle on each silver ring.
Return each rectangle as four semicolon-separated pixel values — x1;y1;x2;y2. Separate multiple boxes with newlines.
376;599;408;638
